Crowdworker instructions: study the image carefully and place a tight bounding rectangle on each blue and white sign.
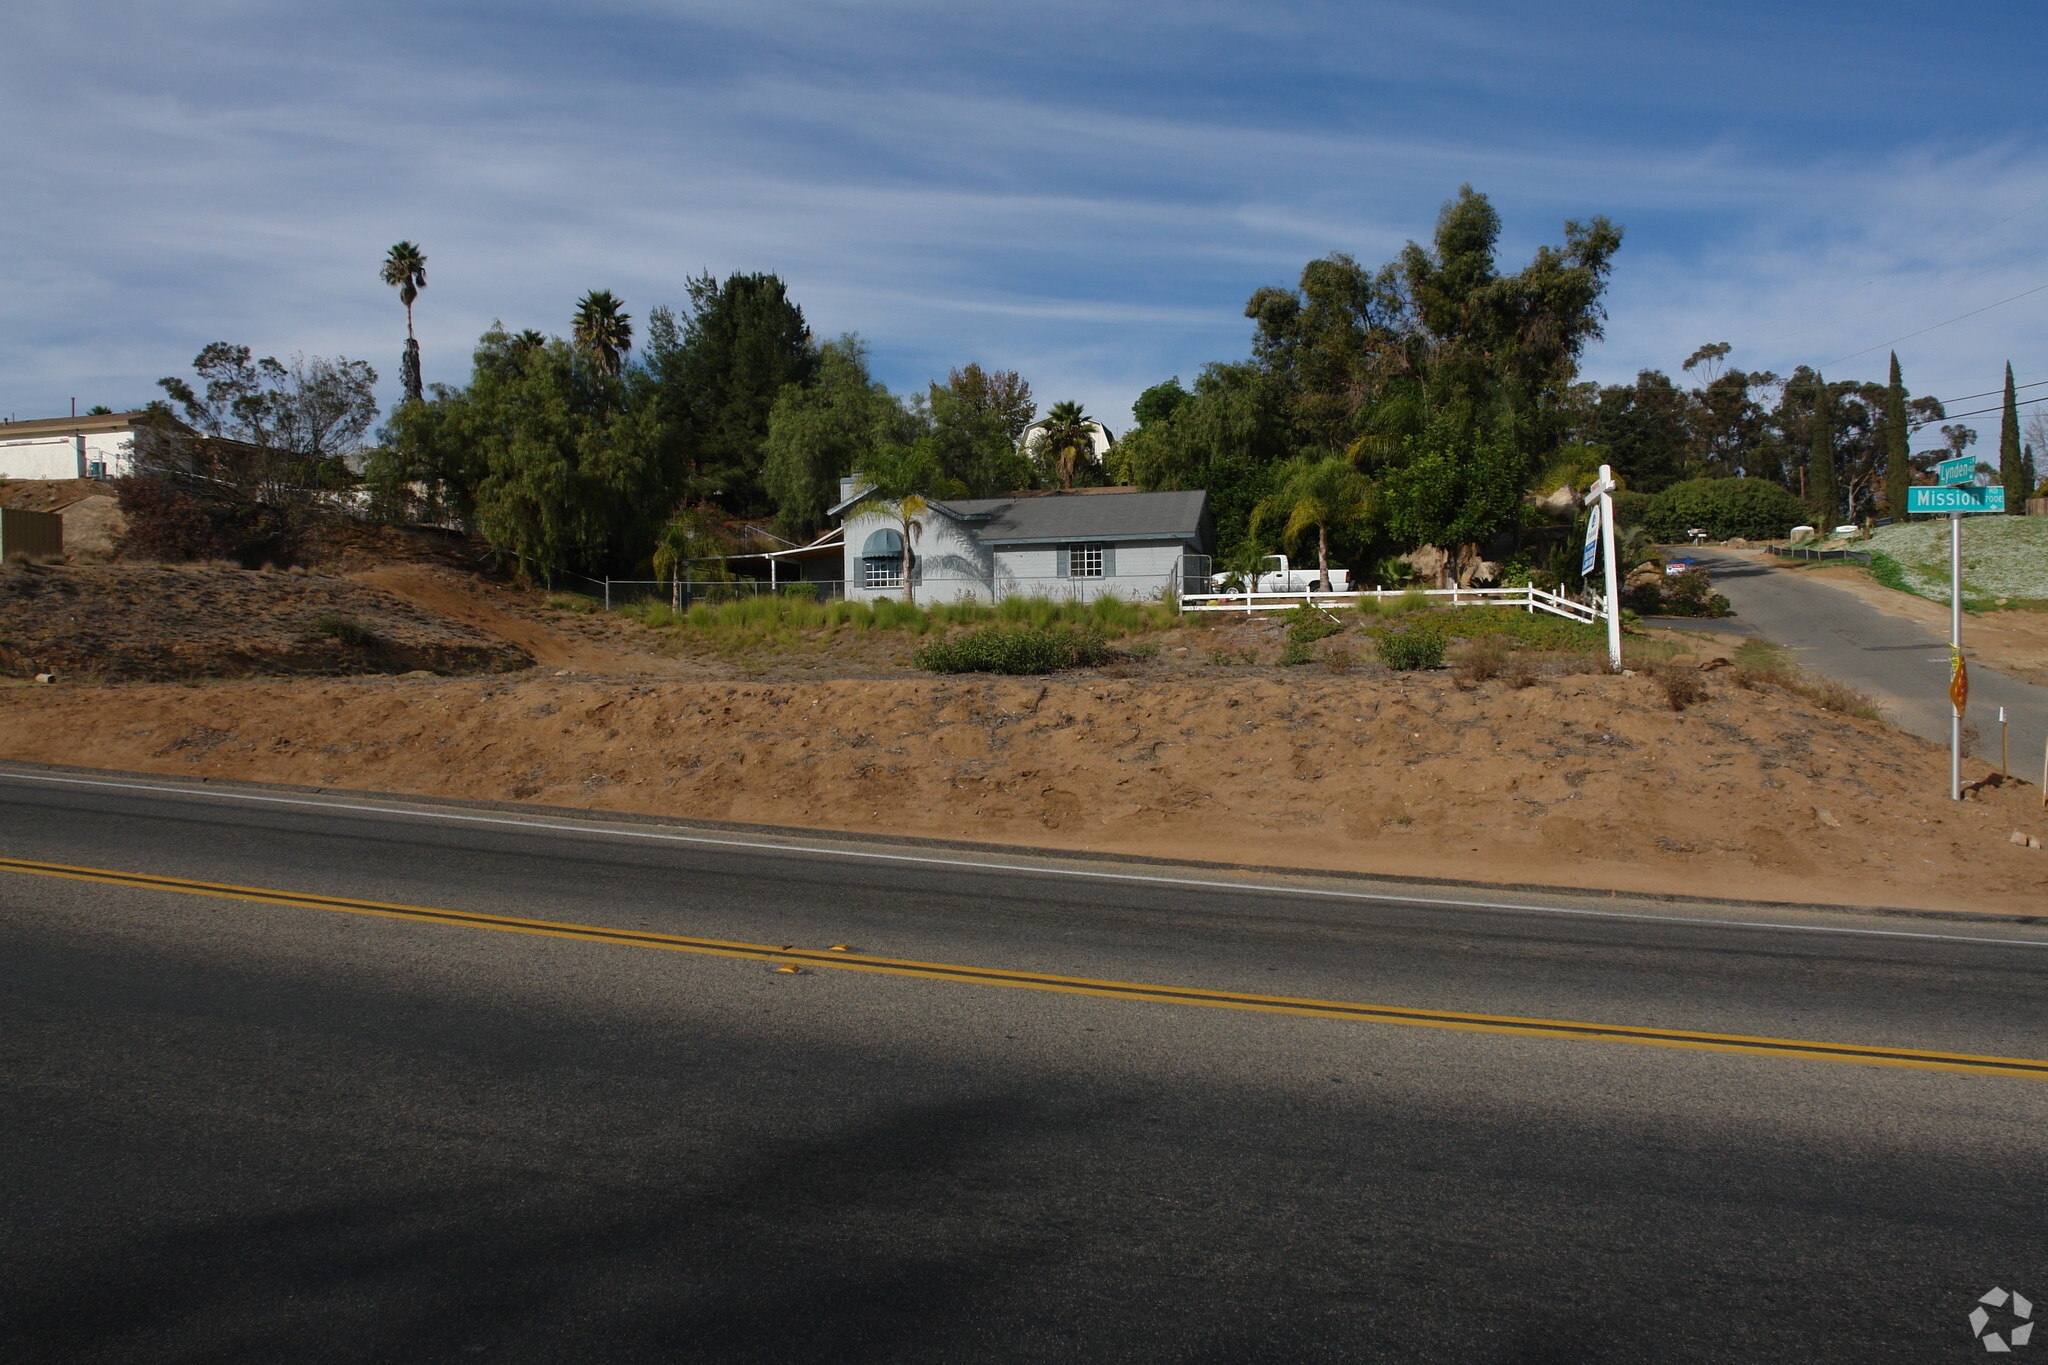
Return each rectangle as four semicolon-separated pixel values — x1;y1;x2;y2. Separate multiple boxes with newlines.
1581;503;1601;577
1908;485;2006;513
1935;455;1977;486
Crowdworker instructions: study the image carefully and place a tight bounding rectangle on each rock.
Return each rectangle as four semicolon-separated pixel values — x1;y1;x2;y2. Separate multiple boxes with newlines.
2012;830;2033;846
1667;653;1700;670
1725;537;1749;549
32;672;56;684
1399;545;1449;587
1816;809;1842;829
1532;484;1580;518
400;669;436;679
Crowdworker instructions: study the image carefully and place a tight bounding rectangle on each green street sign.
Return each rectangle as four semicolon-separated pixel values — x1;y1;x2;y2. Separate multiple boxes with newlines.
1936;455;1977;485
1909;485;2006;513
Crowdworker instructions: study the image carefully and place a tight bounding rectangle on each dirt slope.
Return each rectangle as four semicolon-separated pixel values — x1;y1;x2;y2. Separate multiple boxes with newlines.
347;564;660;672
4;669;2042;913
0;564;530;680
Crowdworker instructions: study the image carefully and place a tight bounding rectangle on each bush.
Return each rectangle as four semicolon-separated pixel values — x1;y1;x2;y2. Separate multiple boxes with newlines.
1278;639;1317;666
1651;662;1706;711
311;614;378;648
113;476;302;566
1627;565;1731;618
915;624;1111;674
1281;604;1344;644
1376;627;1445;671
1641;478;1812;542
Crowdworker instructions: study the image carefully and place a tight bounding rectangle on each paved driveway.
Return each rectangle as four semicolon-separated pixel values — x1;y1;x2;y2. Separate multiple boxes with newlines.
1694;549;2048;775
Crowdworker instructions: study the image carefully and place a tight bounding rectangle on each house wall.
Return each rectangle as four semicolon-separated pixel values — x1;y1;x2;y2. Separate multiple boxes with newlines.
841;508;995;602
994;539;1187;601
0;430;135;480
838;508;1198;604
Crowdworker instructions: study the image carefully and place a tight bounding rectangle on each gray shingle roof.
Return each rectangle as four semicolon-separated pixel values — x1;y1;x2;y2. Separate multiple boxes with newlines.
935;489;1210;546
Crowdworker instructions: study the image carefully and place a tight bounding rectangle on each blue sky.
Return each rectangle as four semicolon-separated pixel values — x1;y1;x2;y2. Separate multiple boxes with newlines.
6;0;2046;437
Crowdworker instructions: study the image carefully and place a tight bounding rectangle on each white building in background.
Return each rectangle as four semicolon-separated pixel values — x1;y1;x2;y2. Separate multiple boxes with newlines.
0;411;152;480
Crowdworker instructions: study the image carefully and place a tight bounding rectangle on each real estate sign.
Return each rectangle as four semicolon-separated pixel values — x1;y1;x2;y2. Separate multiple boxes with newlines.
1908;485;2006;514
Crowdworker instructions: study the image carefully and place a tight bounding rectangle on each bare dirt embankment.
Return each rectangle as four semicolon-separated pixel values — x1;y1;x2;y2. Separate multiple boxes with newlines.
0;564;531;680
4;669;2043;914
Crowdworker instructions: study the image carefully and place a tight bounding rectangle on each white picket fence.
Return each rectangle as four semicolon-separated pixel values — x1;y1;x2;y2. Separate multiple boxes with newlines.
1181;582;1605;625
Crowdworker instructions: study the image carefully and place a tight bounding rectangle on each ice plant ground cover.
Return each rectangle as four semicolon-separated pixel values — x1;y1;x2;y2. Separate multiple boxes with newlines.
1862;517;2048;605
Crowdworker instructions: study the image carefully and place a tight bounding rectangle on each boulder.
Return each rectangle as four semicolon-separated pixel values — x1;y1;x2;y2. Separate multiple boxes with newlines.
1400;545;1449;587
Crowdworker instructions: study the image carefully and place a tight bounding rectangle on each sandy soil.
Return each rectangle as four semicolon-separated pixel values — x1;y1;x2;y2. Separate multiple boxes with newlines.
346;564;672;674
5;668;2043;914
0;564;530;680
1748;555;2048;688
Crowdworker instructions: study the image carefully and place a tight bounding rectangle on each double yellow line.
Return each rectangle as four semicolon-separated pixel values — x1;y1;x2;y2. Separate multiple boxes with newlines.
5;853;2045;1080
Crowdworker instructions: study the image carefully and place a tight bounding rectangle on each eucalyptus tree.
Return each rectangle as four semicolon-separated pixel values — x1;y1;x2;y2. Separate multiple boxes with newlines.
1807;371;1837;523
381;241;428;404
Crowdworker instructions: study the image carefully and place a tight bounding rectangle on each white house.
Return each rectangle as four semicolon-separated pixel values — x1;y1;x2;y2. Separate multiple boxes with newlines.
0;411;151;481
829;479;1213;604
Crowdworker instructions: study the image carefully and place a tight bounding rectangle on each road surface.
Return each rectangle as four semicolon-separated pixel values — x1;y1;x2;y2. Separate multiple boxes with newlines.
3;765;2045;1362
1694;548;2048;770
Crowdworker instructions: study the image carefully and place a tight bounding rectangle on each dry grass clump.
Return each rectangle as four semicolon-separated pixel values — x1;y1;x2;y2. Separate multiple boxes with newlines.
1650;661;1707;711
1728;638;1882;722
1451;634;1509;684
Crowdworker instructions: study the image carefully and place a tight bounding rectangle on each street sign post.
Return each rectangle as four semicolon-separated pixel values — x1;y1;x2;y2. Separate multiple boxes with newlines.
1904;473;2005;799
1935;455;1977;486
1907;485;2006;514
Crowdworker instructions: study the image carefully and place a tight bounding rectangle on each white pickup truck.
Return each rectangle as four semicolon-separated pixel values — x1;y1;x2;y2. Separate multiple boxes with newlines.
1211;555;1352;594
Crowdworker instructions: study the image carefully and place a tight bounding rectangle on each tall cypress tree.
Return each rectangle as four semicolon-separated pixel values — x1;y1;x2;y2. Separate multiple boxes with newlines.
1883;352;1910;521
1808;370;1836;525
2000;360;2024;514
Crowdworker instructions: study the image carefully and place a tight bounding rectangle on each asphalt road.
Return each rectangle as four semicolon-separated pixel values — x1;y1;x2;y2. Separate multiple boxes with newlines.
1694;548;2048;767
4;765;2047;1363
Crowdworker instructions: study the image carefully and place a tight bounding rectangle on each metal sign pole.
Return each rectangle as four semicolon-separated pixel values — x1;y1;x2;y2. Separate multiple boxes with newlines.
1950;511;1962;802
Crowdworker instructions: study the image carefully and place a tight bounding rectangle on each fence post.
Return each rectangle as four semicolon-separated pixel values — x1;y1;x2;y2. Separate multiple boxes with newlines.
604;579;611;612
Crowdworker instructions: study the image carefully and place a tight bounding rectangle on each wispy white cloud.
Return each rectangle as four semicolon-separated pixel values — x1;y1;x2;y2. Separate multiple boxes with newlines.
3;0;2045;431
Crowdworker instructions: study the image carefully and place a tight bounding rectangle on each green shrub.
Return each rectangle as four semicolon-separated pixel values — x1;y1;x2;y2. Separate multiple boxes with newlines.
1278;639;1317;666
914;624;1111;674
1641;478;1812;542
1281;604;1344;643
1868;550;1910;593
1376;627;1445;670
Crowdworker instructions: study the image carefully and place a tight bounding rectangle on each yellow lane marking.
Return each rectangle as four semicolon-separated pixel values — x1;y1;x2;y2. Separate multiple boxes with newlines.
5;854;2045;1080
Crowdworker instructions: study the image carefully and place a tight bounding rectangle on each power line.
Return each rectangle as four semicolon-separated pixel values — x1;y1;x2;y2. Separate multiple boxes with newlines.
1729;190;2048;350
1820;279;2048;369
1934;376;2048;406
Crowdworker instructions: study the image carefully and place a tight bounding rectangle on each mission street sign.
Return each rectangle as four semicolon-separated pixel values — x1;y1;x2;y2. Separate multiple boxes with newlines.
1908;485;2006;514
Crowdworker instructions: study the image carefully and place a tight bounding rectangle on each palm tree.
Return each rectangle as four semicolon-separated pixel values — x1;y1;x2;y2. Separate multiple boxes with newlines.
1250;455;1376;589
844;442;941;605
572;290;632;380
1034;400;1097;490
380;242;427;404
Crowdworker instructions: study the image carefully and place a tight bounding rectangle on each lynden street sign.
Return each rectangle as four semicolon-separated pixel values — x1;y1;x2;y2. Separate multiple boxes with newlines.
1909;485;2007;514
1935;455;1978;486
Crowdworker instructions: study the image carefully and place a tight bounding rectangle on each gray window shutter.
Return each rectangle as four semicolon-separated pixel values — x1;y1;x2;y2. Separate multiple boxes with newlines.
1055;544;1069;577
1100;544;1116;578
